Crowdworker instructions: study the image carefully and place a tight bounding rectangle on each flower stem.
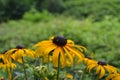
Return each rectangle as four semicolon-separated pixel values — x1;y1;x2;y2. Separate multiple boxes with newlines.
96;75;99;80
7;68;12;80
22;57;28;80
80;68;86;80
48;56;50;70
57;53;60;80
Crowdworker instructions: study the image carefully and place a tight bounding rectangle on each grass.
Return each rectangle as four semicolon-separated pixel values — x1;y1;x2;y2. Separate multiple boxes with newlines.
0;15;120;69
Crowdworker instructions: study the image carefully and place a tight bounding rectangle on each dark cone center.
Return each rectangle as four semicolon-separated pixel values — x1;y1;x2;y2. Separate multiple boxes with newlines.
16;45;24;49
98;61;107;66
53;36;67;46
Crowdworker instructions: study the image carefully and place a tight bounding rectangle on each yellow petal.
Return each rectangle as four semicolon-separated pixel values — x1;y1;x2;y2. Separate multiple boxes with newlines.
75;45;87;52
96;66;101;74
44;44;57;56
64;47;73;65
65;46;84;60
17;58;23;63
59;47;66;68
87;64;97;72
33;40;52;47
106;74;116;80
25;49;35;58
67;40;74;45
99;66;105;79
104;65;117;74
52;47;60;67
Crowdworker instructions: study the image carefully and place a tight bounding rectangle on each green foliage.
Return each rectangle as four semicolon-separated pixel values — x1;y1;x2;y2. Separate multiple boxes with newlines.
23;9;54;22
35;0;65;13
1;0;120;22
63;0;120;21
0;0;30;22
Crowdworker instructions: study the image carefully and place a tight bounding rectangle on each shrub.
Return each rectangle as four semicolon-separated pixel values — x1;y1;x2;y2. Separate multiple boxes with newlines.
23;8;54;22
63;0;120;21
0;0;30;22
35;0;65;13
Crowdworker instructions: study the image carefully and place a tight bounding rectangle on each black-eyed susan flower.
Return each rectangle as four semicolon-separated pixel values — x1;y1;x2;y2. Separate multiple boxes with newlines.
0;53;16;80
86;59;118;79
0;54;8;70
0;53;16;71
5;45;35;63
34;36;86;68
106;73;120;80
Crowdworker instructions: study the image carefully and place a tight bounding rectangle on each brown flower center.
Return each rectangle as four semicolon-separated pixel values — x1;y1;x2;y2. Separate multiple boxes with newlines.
16;45;24;49
98;61;107;66
53;36;67;46
86;56;92;59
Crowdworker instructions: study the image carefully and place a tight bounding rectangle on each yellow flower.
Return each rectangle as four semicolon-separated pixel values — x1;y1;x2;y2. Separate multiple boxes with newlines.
0;53;16;71
5;45;35;63
34;36;86;68
0;54;7;70
106;73;120;80
86;59;118;79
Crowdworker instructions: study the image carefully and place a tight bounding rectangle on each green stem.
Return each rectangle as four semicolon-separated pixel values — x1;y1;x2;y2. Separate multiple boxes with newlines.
48;56;50;70
80;68;86;80
7;67;11;80
96;75;99;80
22;57;28;80
57;53;60;80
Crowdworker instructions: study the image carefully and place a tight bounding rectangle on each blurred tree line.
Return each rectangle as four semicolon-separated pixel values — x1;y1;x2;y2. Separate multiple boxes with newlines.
0;0;120;22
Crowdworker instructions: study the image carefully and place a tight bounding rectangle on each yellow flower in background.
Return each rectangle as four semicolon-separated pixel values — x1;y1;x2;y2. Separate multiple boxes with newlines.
0;53;16;71
106;73;120;80
5;45;35;63
34;36;86;68
0;54;8;70
86;60;118;79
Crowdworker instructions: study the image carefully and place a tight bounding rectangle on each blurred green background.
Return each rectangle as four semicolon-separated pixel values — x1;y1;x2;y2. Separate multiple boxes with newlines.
0;0;120;68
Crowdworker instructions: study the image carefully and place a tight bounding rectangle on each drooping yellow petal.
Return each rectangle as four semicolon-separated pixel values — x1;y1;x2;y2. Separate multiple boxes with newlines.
64;47;73;65
33;40;52;47
75;45;87;52
15;50;24;59
87;64;97;72
106;74;116;80
65;46;84;60
52;47;60;67
35;47;43;57
104;65;118;74
40;43;55;50
96;66;101;74
17;58;23;63
99;66;105;79
59;47;66;68
24;49;35;58
44;44;57;57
